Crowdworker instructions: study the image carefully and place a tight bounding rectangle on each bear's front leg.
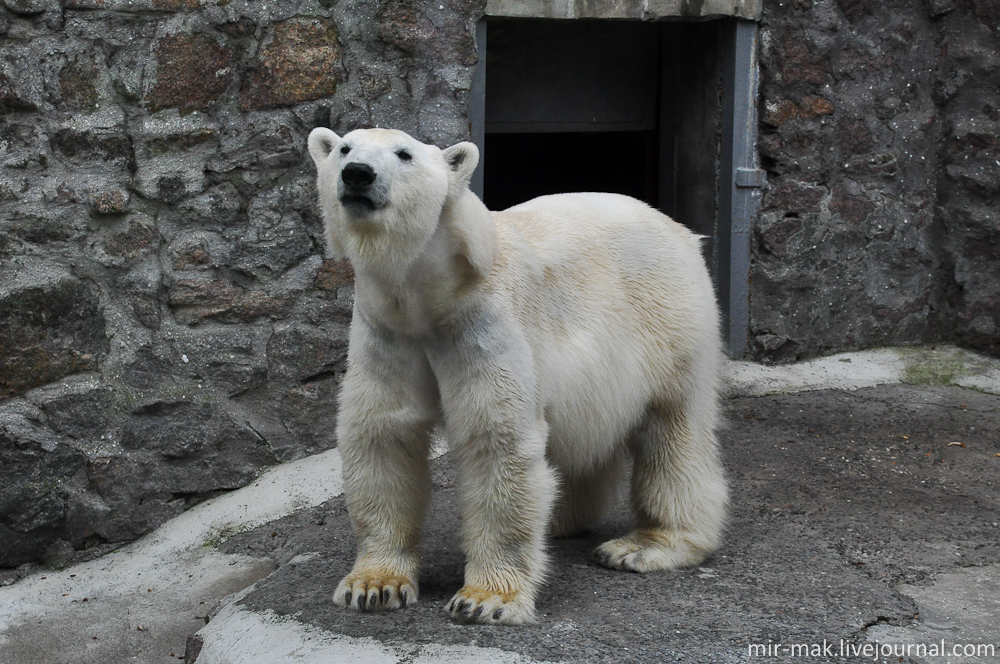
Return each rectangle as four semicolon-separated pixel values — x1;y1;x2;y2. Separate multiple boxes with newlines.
429;315;556;625
333;318;438;613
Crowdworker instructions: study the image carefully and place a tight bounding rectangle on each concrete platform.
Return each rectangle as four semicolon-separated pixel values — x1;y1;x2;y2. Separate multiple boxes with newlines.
1;345;998;664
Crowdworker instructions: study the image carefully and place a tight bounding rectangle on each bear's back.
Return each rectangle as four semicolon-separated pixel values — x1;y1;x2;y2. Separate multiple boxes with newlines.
492;192;707;297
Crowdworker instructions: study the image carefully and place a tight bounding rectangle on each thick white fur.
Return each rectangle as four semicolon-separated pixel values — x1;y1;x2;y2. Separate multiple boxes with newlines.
308;127;728;626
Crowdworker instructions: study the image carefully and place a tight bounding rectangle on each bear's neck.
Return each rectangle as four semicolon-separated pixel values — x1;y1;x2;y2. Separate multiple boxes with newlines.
352;191;496;338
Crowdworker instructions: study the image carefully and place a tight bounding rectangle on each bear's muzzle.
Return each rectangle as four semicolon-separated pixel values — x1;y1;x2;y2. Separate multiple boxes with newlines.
338;162;387;214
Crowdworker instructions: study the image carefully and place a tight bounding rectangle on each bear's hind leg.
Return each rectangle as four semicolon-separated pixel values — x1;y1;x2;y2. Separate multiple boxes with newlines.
550;454;624;538
594;399;727;572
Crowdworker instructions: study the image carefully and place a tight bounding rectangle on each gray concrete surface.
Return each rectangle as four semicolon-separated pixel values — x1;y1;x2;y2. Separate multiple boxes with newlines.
1;346;998;663
202;384;999;664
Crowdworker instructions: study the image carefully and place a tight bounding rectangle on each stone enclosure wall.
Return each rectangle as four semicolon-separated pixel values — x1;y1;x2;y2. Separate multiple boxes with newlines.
752;0;1000;362
1;0;998;567
0;0;483;568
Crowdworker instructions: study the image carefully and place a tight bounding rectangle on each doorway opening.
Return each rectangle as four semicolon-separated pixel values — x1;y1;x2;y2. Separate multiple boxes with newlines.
471;16;761;358
483;131;658;212
479;18;726;261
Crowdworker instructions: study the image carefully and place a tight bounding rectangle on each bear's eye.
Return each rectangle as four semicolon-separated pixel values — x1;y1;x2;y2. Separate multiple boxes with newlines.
340;145;350;155
396;150;412;162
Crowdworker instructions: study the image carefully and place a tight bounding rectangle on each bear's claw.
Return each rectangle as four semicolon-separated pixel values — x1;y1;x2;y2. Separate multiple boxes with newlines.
445;585;534;625
334;571;417;612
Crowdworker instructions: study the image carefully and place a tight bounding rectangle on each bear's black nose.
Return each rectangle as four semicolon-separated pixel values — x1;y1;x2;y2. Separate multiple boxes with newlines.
342;163;376;187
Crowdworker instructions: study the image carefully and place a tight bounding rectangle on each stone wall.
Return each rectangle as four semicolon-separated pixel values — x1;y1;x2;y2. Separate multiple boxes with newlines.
2;0;998;568
0;0;484;568
752;0;1000;362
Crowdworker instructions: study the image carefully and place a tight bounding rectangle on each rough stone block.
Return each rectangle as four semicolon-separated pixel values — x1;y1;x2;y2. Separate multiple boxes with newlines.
241;19;342;110
2;0;50;13
230;214;313;278
266;324;348;382
829;183;876;225
109;47;147;101
173;183;244;228
0;275;108;400
217;17;256;37
757;214;804;258
751;332;802;364
171;241;212;270
378;2;477;65
121;348;169;391
41;388;118;441
62;0;196;9
150;0;198;9
88;189;131;215
167;325;268;395
278;376;341;453
778;32;832;86
1;380;281;552
58;54;100;109
168;278;299;325
0;70;40;112
764;98;801;126
84;403;275;542
122;401;214;459
926;0;955;17
762;179;826;214
100;218;161;263
133;114;219;202
314;259;354;291
209;116;305;174
1;206;88;248
835;0;874;21
972;0;1000;32
0;122;48;170
0;401;88;567
50;129;135;169
838;118;876;156
145;34;234;113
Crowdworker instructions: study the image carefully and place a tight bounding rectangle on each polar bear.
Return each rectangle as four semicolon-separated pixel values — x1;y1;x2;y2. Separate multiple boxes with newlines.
307;127;727;625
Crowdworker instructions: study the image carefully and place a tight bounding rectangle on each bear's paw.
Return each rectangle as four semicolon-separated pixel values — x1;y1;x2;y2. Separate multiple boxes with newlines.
445;585;535;625
593;528;710;573
334;569;418;612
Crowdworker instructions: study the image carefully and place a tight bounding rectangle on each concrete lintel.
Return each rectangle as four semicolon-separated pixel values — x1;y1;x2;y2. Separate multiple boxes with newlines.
485;0;762;21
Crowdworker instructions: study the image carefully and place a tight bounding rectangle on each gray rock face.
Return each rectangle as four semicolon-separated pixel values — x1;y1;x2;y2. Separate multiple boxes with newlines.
0;0;486;567
752;0;1000;362
1;270;108;400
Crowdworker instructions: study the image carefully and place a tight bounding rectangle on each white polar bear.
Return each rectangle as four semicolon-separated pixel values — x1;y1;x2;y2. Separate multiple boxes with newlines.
307;127;727;625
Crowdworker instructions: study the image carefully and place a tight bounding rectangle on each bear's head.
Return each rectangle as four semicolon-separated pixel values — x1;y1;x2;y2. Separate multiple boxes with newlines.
308;127;484;277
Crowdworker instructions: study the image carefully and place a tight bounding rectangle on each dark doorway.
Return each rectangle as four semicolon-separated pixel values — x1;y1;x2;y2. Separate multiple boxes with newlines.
483;131;658;212
481;18;725;254
482;19;662;212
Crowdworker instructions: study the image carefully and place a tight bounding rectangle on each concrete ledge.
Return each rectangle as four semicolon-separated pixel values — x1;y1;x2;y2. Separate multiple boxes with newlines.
197;601;554;664
486;0;763;21
724;344;1000;398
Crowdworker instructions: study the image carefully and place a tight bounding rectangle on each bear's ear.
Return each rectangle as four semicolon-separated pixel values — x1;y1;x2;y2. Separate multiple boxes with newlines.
442;142;479;188
308;127;341;167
